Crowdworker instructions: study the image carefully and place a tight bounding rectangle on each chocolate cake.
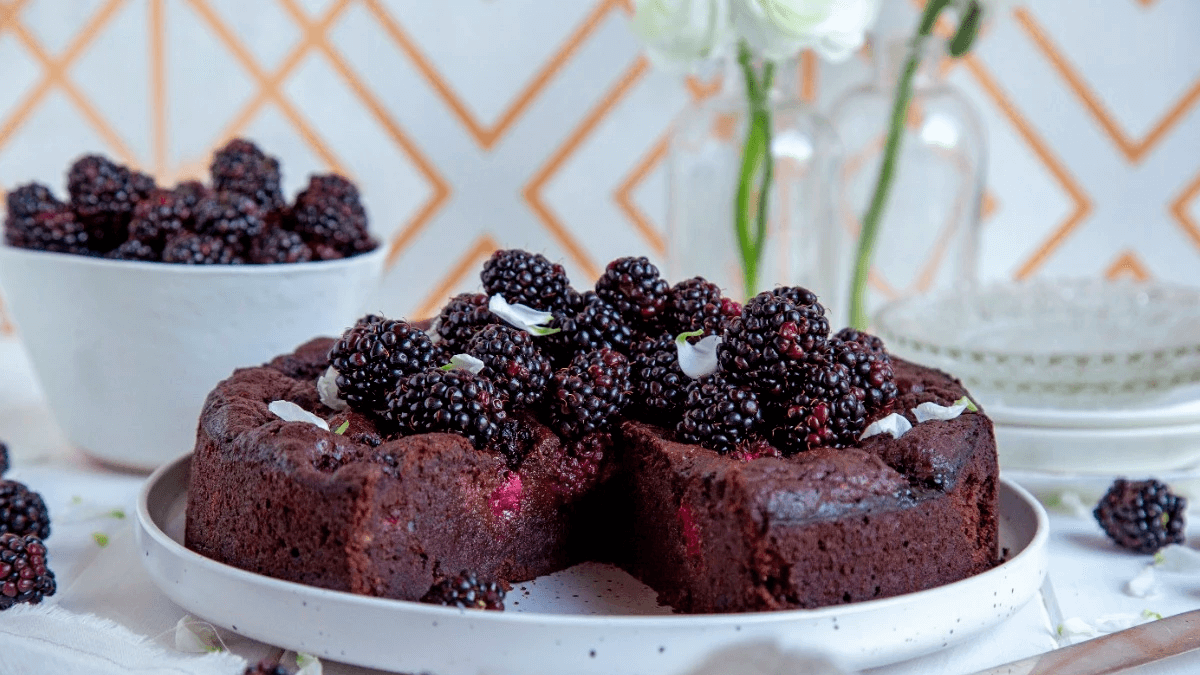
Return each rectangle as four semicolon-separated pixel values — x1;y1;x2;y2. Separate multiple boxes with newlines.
186;250;998;613
186;344;997;614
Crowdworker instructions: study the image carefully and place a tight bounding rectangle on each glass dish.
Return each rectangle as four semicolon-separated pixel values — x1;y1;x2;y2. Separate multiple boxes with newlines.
874;279;1200;409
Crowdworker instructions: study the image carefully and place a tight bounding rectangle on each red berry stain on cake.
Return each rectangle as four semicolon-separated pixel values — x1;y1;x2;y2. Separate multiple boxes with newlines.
677;504;702;558
489;472;523;519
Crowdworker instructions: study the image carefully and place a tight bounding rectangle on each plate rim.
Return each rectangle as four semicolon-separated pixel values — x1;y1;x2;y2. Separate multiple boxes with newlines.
137;452;1049;628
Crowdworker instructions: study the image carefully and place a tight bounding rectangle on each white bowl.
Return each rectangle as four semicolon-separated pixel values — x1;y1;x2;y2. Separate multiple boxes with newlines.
0;245;384;471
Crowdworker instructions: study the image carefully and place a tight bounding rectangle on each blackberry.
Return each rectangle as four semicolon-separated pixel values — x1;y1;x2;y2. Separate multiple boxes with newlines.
243;663;290;675
250;227;313;264
594;256;669;329
716;288;830;398
67;154;155;251
4;187;90;254
161;232;243;264
292;174;375;258
834;327;885;354
0;482;50;541
828;336;897;415
210;138;285;211
548;348;631;439
329;317;436;414
1094;479;1186;554
547;292;633;363
666;276;742;335
107;238;158;261
420;570;505;610
551;432;610;499
386;368;506;448
629;333;687;422
771;361;866;453
490;415;539;470
433;293;498;355
194;191;265;245
480;248;572;313
0;443;7;476
676;373;763;455
466;325;553;408
0;533;55;610
128;185;205;249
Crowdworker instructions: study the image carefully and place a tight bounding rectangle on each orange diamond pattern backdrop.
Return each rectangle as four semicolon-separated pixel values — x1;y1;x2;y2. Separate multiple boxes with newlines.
1;0;1199;328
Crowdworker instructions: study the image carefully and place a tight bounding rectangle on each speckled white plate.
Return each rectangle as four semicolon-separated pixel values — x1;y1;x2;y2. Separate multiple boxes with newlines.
135;454;1049;674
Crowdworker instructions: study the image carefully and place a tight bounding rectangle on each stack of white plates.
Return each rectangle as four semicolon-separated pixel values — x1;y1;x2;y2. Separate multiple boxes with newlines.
875;279;1200;487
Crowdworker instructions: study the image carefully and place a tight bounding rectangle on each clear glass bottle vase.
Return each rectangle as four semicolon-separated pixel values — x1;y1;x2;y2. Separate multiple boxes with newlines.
830;36;986;313
666;59;842;311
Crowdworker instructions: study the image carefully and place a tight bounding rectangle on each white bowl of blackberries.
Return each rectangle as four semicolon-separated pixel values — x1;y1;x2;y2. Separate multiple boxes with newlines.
0;139;384;471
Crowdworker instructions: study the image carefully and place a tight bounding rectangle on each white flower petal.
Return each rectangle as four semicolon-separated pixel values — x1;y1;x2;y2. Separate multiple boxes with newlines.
912;401;969;423
174;616;221;653
488;294;557;335
317;367;348;411
733;0;878;61
445;353;486;375
1058;491;1092;520
677;334;722;379
269;400;330;431
1057;613;1150;644
1125;565;1158;598
296;653;323;675
1156;544;1200;573
633;0;733;70
860;413;912;440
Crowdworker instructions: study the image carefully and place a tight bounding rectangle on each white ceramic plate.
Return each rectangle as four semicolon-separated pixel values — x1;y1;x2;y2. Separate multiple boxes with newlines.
135;454;1049;674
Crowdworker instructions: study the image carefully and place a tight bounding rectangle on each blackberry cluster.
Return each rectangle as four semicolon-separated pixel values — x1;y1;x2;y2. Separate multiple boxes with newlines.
675;373;763;455
420;570;505;610
0;533;55;610
548;348;630;439
433;293;497;355
67;154;156;252
466;325;553;408
210;138;285;211
162;232;243;265
1094;479;1186;554
329;317;436;414
481;249;573;313
292;174;375;258
629;333;688;421
4;140;378;264
717;289;830;398
594;256;669;330
547;292;633;363
770;361;866;452
666;276;742;335
386;368;506;449
0;481;50;540
4;183;90;254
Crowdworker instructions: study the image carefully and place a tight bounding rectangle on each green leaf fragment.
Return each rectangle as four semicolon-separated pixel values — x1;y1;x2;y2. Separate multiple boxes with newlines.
93;532;109;547
953;396;978;412
1143;609;1163;620
334;420;350;435
109;509;125;520
528;326;561;337
1154;551;1166;566
676;329;705;345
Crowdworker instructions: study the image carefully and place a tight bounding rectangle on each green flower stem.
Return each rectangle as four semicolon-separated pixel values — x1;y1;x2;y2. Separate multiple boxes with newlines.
735;41;776;298
848;0;954;330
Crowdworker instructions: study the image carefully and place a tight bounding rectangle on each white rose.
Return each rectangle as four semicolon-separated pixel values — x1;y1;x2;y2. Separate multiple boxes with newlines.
631;0;733;68
733;0;880;61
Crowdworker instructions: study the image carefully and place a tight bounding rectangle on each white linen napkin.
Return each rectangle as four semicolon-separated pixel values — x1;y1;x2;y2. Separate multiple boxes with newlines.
0;603;246;675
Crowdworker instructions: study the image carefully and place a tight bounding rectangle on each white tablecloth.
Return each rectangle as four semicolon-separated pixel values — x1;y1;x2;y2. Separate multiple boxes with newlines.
2;336;1198;675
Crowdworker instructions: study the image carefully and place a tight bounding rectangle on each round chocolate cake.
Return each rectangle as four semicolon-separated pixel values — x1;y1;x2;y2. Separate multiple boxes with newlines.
185;252;998;613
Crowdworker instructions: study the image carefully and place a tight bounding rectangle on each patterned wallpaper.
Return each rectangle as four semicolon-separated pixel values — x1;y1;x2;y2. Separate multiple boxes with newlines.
1;0;1199;331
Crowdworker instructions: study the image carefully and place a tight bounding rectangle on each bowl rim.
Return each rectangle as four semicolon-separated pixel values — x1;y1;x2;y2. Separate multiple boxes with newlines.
874;277;1200;364
0;241;386;275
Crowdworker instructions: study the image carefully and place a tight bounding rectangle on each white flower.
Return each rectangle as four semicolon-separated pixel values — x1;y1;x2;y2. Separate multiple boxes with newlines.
488;295;558;336
174;615;223;653
860;412;911;440
443;353;486;375
1125;565;1158;598
268;401;330;431
911;399;971;423
1057;613;1154;644
296;653;323;675
1155;544;1200;573
632;0;733;69
733;0;879;61
676;332;722;379
317;367;348;411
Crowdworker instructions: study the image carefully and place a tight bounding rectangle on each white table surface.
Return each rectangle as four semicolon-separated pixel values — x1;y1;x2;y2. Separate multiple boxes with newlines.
2;336;1198;675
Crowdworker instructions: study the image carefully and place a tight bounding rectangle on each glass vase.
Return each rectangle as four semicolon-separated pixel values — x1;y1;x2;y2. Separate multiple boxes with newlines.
830;36;986;314
666;59;842;314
